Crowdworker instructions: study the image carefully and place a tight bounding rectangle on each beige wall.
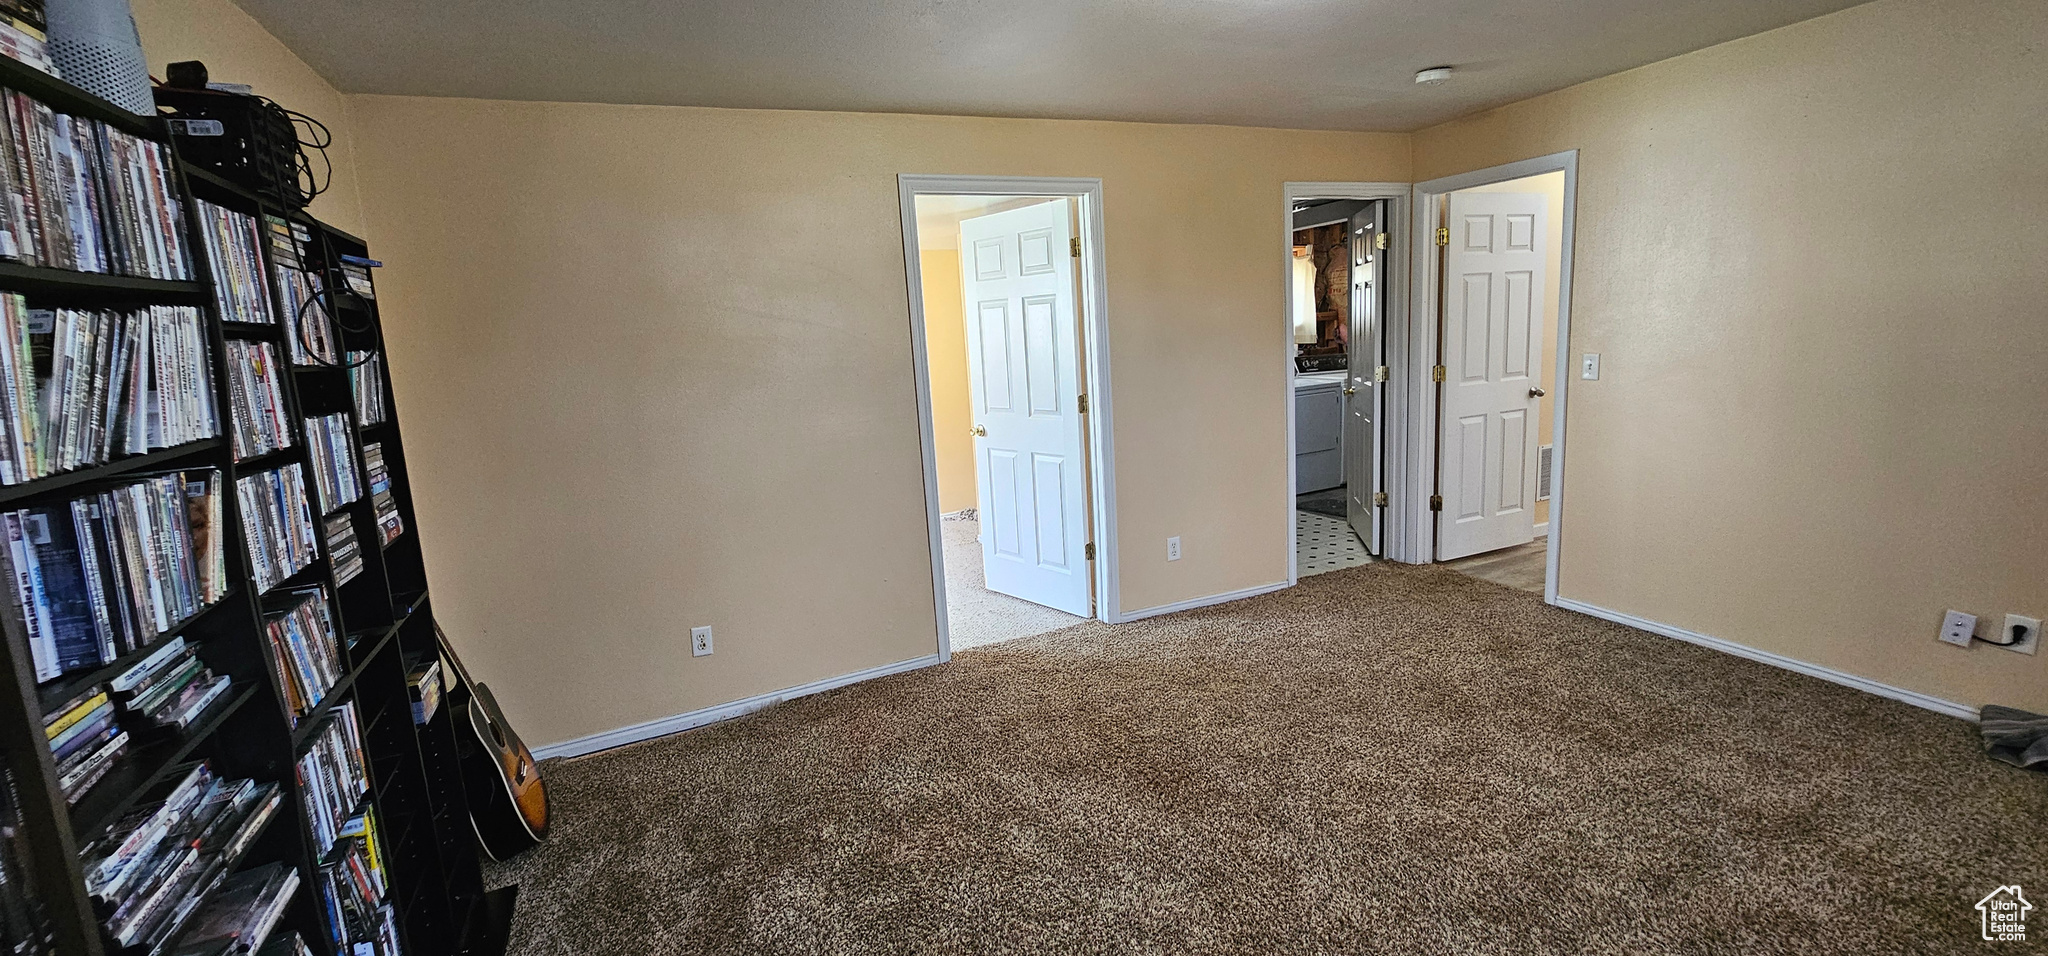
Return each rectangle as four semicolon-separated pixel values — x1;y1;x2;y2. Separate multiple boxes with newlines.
344;96;1408;746
1459;172;1564;528
918;248;973;514
1414;0;2047;710
130;0;367;236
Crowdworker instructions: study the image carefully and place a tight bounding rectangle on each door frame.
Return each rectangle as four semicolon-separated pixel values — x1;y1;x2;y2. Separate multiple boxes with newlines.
1407;151;1579;604
1281;183;1411;581
896;174;1117;660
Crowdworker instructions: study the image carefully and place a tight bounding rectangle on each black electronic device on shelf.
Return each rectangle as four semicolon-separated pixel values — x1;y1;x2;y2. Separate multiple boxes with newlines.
0;52;511;956
152;60;328;213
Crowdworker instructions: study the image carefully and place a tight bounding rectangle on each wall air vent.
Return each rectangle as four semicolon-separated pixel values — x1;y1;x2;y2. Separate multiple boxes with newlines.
1537;444;1554;501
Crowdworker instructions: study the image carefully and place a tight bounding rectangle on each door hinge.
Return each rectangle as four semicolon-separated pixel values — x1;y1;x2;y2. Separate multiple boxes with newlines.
1374;365;1389;382
1084;542;1095;560
1077;393;1088;414
1429;495;1443;512
1435;227;1449;246
1070;237;1081;258
1431;365;1447;383
1373;491;1389;507
1374;232;1388;250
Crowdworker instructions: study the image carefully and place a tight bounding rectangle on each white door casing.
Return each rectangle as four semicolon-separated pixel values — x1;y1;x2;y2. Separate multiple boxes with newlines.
1345;201;1386;553
960;199;1091;616
1437;192;1546;560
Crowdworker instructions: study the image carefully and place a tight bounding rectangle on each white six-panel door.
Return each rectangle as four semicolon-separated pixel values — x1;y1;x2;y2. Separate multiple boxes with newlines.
1438;192;1547;560
959;200;1091;616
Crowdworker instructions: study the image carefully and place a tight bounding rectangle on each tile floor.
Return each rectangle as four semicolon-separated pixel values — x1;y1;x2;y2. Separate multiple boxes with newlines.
1296;511;1372;577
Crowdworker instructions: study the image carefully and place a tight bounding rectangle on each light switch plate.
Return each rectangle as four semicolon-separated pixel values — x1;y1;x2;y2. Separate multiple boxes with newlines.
1938;610;1976;647
1581;353;1602;380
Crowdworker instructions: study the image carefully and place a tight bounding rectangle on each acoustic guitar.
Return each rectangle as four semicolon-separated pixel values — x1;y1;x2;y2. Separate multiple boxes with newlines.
436;625;550;861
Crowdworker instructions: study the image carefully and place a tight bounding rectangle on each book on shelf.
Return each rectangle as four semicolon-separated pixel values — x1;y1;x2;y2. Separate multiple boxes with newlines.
7;469;228;682
0;89;192;278
111;636;230;731
76;761;286;951
302;413;359;514
0;761;56;954
336;256;375;300
296;700;369;857
166;859;297;956
194;199;274;326
42;685;123;804
263;216;338;366
406;657;439;725
324;514;361;586
346;350;384;426
263;585;340;724
0;294;221;485
0;1;52;76
320;807;399;956
225;340;290;460
362;443;399;545
234;462;317;593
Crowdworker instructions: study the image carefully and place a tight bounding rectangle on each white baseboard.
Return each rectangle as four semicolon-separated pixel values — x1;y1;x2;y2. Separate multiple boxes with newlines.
1551;597;1979;722
531;653;945;760
1112;581;1289;624
1534;521;1548;537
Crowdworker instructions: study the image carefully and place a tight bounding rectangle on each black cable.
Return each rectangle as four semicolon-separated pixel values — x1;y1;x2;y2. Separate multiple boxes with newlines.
1980;623;2029;648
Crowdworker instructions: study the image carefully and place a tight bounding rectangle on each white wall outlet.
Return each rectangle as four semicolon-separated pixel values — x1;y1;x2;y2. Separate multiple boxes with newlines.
1999;614;2040;655
1580;353;1602;380
690;626;714;657
1167;536;1182;561
1937;610;1977;648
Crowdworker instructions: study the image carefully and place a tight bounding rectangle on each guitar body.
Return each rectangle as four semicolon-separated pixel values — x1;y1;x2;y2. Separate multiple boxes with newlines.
438;627;550;861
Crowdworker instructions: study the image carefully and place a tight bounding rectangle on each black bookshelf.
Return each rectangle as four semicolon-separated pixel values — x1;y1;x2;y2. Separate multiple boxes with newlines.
0;58;509;956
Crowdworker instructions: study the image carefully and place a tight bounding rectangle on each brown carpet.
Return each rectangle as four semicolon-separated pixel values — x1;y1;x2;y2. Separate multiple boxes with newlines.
487;563;2046;955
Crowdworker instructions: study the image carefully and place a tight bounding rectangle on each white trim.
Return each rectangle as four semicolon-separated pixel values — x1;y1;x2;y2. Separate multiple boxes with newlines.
1553;598;1980;722
532;653;947;760
1409;151;1579;598
896;175;1119;642
1533;521;1548;538
1116;581;1289;623
1281;183;1412;579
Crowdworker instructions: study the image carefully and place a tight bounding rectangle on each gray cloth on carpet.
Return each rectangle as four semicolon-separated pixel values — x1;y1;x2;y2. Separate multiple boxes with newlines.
1980;704;2048;769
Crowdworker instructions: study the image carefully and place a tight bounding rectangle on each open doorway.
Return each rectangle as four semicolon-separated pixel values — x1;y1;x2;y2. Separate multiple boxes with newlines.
898;176;1115;656
1410;154;1577;599
1283;183;1407;580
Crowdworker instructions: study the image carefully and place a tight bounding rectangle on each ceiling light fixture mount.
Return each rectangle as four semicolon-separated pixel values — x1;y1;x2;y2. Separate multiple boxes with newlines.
1415;66;1454;85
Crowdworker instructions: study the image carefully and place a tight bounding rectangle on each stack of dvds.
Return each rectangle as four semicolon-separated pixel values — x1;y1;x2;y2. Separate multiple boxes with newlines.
0;92;193;277
225;340;291;460
235;463;317;592
324;514;361;586
302;413;359;513
0;296;221;485
319;808;400;955
363;443;400;544
297;701;369;856
346;350;385;425
194;199;273;326
41;684;123;804
406;658;440;725
165;860;296;956
6;470;227;682
337;258;374;300
0;762;55;954
76;763;286;952
264;216;337;366
111;636;231;731
255;932;314;956
263;586;340;724
0;1;51;75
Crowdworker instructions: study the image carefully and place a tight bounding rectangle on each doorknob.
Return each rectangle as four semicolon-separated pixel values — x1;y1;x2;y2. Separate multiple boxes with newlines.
1528;387;1547;398
971;424;987;437
1341;386;1358;395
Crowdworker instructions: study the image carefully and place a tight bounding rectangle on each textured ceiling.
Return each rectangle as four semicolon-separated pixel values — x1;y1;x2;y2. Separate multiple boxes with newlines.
229;0;1872;132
